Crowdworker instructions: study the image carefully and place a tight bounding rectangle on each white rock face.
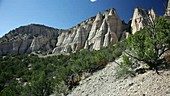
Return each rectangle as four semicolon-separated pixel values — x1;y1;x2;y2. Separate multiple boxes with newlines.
52;8;123;54
0;8;124;56
88;12;103;41
131;8;157;34
0;7;159;55
89;9;122;50
0;8;125;55
165;0;170;16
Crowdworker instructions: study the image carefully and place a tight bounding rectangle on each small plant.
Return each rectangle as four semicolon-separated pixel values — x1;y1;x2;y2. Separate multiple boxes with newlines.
54;81;68;96
116;55;133;78
113;48;122;58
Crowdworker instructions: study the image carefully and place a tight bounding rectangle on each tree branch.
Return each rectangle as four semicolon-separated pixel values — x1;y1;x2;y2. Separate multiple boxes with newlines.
159;47;170;57
124;50;154;66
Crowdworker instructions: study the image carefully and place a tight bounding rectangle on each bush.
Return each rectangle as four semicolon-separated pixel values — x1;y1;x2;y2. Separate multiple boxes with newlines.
116;55;133;78
125;17;170;73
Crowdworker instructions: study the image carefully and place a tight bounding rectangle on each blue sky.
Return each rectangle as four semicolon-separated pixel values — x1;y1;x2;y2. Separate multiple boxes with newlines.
0;0;167;37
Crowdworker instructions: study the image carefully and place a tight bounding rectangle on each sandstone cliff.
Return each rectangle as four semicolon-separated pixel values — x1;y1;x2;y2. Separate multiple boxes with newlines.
0;24;59;55
131;8;157;34
53;8;123;54
0;7;158;56
0;8;124;56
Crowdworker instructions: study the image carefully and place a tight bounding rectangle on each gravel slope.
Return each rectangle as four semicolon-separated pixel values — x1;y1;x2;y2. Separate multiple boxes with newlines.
68;58;170;96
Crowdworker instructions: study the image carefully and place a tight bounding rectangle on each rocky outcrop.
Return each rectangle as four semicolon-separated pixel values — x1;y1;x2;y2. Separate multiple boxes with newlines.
53;8;123;54
131;8;157;34
53;17;95;54
0;8;124;56
0;24;59;55
0;7;159;56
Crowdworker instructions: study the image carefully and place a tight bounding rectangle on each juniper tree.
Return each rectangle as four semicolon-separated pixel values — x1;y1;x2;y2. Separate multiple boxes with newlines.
125;17;170;73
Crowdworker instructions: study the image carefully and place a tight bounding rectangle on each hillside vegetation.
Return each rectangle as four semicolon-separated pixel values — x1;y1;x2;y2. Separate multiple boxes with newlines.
0;17;170;96
0;41;126;96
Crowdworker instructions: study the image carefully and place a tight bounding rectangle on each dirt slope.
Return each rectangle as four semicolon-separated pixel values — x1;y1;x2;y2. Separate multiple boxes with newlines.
68;58;170;96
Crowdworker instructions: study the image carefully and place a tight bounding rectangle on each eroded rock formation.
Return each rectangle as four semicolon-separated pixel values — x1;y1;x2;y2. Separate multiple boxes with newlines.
0;7;160;56
131;8;157;34
53;8;123;54
0;8;124;56
0;24;58;55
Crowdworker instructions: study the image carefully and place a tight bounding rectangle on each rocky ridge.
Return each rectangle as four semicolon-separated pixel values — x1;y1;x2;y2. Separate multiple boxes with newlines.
0;24;59;55
0;7;157;56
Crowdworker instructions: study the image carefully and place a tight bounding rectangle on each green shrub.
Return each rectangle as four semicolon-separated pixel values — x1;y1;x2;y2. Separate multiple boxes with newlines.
116;55;132;78
125;17;170;73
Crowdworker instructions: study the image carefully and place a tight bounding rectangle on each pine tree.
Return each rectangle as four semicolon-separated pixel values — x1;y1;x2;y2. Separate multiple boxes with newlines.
125;17;170;73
